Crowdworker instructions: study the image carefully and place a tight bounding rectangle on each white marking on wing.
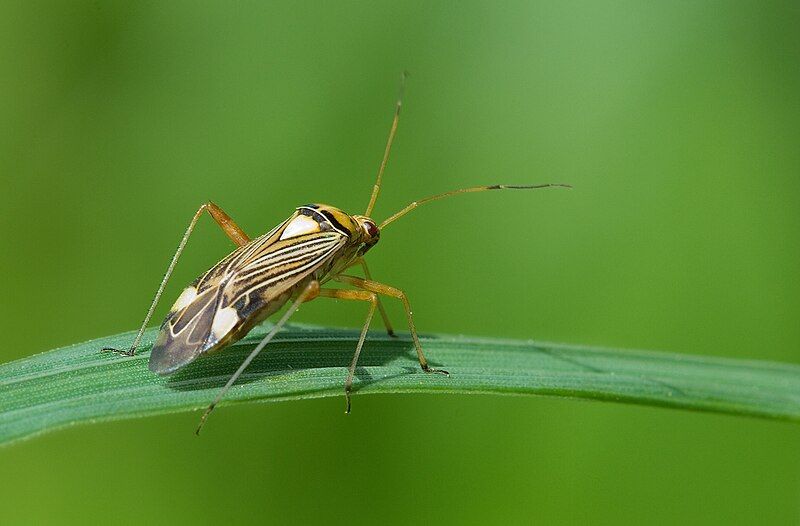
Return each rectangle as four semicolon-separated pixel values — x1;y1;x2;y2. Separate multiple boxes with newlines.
279;215;321;240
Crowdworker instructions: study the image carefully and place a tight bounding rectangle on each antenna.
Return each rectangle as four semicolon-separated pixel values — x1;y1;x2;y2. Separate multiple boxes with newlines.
379;183;572;229
365;71;408;217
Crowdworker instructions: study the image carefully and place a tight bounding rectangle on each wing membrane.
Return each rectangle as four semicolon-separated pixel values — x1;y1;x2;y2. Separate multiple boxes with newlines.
149;217;347;374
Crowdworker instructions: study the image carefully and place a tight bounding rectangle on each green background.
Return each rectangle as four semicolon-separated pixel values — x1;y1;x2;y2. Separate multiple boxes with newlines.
1;1;799;524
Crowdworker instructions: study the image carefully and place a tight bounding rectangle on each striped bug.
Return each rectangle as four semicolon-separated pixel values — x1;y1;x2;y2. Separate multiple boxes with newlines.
103;74;571;433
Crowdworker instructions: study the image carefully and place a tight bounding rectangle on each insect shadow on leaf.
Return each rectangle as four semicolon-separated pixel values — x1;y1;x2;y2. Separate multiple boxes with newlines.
165;328;440;395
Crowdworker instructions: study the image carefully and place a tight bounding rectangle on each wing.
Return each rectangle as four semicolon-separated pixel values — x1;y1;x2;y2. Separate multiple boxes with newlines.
148;214;347;374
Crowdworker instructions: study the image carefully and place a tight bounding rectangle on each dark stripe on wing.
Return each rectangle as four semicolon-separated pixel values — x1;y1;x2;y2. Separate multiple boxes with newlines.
148;224;347;375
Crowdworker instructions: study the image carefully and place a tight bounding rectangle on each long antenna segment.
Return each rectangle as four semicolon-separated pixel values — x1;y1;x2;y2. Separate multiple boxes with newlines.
379;183;572;229
365;71;408;217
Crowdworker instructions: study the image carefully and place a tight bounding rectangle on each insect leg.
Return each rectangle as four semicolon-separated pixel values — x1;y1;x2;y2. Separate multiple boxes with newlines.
317;288;378;413
358;260;396;337
342;258;396;337
102;202;251;357
196;279;321;435
333;275;448;376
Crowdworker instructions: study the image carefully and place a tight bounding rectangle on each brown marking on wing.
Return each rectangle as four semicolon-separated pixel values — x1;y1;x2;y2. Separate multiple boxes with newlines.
148;214;347;375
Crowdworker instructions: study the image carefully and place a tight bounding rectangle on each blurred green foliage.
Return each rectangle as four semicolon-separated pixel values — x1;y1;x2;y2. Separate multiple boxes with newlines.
1;1;798;524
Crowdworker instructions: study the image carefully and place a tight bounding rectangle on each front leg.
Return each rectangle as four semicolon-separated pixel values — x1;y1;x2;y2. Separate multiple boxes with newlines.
333;275;448;376
317;288;378;413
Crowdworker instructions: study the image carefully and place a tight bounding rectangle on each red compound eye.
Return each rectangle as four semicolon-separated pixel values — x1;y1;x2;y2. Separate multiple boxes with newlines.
363;220;379;238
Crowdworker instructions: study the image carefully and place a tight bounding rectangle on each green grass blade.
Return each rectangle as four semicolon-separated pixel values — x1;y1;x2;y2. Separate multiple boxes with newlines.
2;324;799;445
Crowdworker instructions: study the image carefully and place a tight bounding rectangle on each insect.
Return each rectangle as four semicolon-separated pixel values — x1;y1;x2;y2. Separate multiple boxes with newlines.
103;74;571;434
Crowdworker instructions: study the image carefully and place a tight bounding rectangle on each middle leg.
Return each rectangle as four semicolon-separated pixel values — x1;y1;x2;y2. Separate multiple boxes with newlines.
333;275;448;376
342;258;396;337
358;260;395;337
317;288;378;413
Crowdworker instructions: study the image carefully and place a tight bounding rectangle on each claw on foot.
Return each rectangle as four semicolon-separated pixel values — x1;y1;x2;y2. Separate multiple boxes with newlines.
101;347;136;357
422;364;449;376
